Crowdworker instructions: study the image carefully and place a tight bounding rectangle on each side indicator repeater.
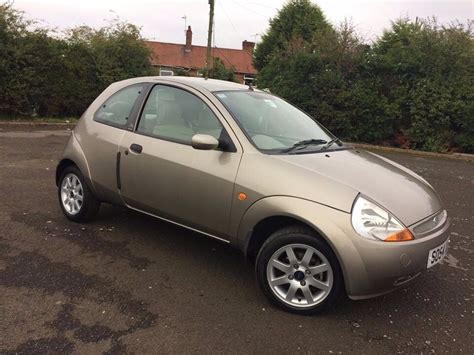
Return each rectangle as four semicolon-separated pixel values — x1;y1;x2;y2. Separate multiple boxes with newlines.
238;192;248;201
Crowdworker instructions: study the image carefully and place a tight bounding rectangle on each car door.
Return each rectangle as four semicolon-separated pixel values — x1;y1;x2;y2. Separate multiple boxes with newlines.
80;83;147;204
118;83;242;238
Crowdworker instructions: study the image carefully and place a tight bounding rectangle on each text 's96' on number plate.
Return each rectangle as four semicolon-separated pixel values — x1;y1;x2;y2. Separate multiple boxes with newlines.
427;239;449;268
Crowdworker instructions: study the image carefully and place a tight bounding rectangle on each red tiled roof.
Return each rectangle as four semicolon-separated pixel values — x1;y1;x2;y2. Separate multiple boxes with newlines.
145;41;257;75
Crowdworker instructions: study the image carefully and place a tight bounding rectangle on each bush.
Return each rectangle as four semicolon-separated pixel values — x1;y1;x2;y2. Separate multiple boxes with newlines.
370;19;474;152
255;1;474;153
0;2;154;117
207;57;236;82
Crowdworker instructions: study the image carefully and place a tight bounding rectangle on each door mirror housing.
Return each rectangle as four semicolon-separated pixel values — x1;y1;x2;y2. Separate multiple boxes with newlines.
191;134;219;150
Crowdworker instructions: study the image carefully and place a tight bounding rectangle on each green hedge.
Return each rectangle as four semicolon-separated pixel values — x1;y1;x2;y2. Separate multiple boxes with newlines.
255;0;474;153
0;3;155;118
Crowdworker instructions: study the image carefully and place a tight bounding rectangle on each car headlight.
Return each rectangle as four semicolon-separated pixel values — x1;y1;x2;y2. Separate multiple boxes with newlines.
351;196;414;242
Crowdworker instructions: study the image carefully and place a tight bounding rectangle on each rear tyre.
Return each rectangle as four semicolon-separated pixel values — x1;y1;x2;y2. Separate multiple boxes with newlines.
58;165;100;222
256;225;343;315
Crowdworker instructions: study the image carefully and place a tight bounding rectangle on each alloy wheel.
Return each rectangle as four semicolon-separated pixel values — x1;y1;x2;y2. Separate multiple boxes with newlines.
60;173;84;215
266;243;333;308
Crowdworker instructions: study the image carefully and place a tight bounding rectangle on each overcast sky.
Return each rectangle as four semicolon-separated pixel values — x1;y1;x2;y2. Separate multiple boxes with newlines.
14;0;473;49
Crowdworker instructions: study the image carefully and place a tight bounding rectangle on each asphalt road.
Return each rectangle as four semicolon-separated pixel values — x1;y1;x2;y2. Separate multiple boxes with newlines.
0;125;473;354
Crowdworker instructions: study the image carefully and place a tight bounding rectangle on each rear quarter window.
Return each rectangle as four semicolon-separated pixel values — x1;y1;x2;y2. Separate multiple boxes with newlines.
94;85;144;128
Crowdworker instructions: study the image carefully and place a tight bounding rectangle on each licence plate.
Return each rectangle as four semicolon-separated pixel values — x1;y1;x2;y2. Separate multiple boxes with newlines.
427;239;449;268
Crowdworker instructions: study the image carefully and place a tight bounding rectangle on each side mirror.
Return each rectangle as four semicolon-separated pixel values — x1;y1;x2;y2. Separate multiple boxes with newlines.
191;134;219;150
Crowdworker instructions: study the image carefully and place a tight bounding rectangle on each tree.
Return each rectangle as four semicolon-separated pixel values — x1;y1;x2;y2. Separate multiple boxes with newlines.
253;0;333;71
255;6;389;142
208;57;236;82
66;21;155;91
0;2;37;115
0;2;155;117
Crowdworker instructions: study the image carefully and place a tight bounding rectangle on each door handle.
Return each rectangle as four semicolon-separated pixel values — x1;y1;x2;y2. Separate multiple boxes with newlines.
130;143;143;154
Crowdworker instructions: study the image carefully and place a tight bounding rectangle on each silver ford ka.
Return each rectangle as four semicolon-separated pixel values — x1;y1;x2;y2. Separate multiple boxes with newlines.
56;76;450;314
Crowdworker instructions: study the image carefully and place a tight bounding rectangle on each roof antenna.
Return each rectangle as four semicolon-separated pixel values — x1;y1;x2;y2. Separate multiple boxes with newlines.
247;82;254;91
181;15;187;36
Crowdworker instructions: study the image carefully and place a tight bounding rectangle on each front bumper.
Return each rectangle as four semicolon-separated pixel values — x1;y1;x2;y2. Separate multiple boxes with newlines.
335;212;450;300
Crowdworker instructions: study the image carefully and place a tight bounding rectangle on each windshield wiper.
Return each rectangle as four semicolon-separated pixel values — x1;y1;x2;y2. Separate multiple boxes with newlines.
281;139;328;153
320;137;341;150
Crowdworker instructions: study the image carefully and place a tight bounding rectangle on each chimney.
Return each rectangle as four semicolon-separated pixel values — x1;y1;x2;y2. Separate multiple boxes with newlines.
185;26;192;52
242;40;255;53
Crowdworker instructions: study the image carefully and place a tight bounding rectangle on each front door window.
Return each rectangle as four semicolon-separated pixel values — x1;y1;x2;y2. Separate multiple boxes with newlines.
136;85;224;144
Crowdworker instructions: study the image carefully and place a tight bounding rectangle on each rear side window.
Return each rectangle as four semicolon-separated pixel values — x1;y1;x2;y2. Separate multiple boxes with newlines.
137;85;223;144
95;85;144;127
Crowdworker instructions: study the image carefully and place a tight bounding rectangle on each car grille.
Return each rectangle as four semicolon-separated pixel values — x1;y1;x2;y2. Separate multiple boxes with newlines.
410;209;448;238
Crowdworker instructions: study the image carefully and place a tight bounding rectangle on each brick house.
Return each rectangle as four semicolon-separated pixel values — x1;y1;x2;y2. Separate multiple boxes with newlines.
145;26;257;84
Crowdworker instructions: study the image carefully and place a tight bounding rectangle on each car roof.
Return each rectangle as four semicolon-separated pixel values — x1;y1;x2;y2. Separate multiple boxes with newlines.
113;76;252;93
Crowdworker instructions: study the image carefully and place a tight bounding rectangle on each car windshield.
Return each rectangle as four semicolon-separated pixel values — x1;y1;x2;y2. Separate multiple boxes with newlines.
214;90;335;153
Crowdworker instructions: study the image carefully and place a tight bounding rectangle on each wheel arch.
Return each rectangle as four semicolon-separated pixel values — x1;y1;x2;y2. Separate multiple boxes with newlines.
245;215;331;264
236;196;352;291
56;132;95;191
56;158;77;186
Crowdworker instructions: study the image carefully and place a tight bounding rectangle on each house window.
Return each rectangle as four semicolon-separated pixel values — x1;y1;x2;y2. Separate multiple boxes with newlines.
159;69;174;76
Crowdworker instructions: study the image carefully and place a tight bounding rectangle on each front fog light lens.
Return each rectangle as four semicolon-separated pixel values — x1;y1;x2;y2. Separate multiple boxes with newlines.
351;196;414;242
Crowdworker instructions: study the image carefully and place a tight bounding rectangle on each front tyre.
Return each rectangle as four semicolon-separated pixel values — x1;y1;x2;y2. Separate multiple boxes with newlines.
256;226;343;315
58;166;100;222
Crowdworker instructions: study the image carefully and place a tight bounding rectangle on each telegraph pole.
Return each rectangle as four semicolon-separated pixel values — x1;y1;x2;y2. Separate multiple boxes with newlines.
205;0;214;79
